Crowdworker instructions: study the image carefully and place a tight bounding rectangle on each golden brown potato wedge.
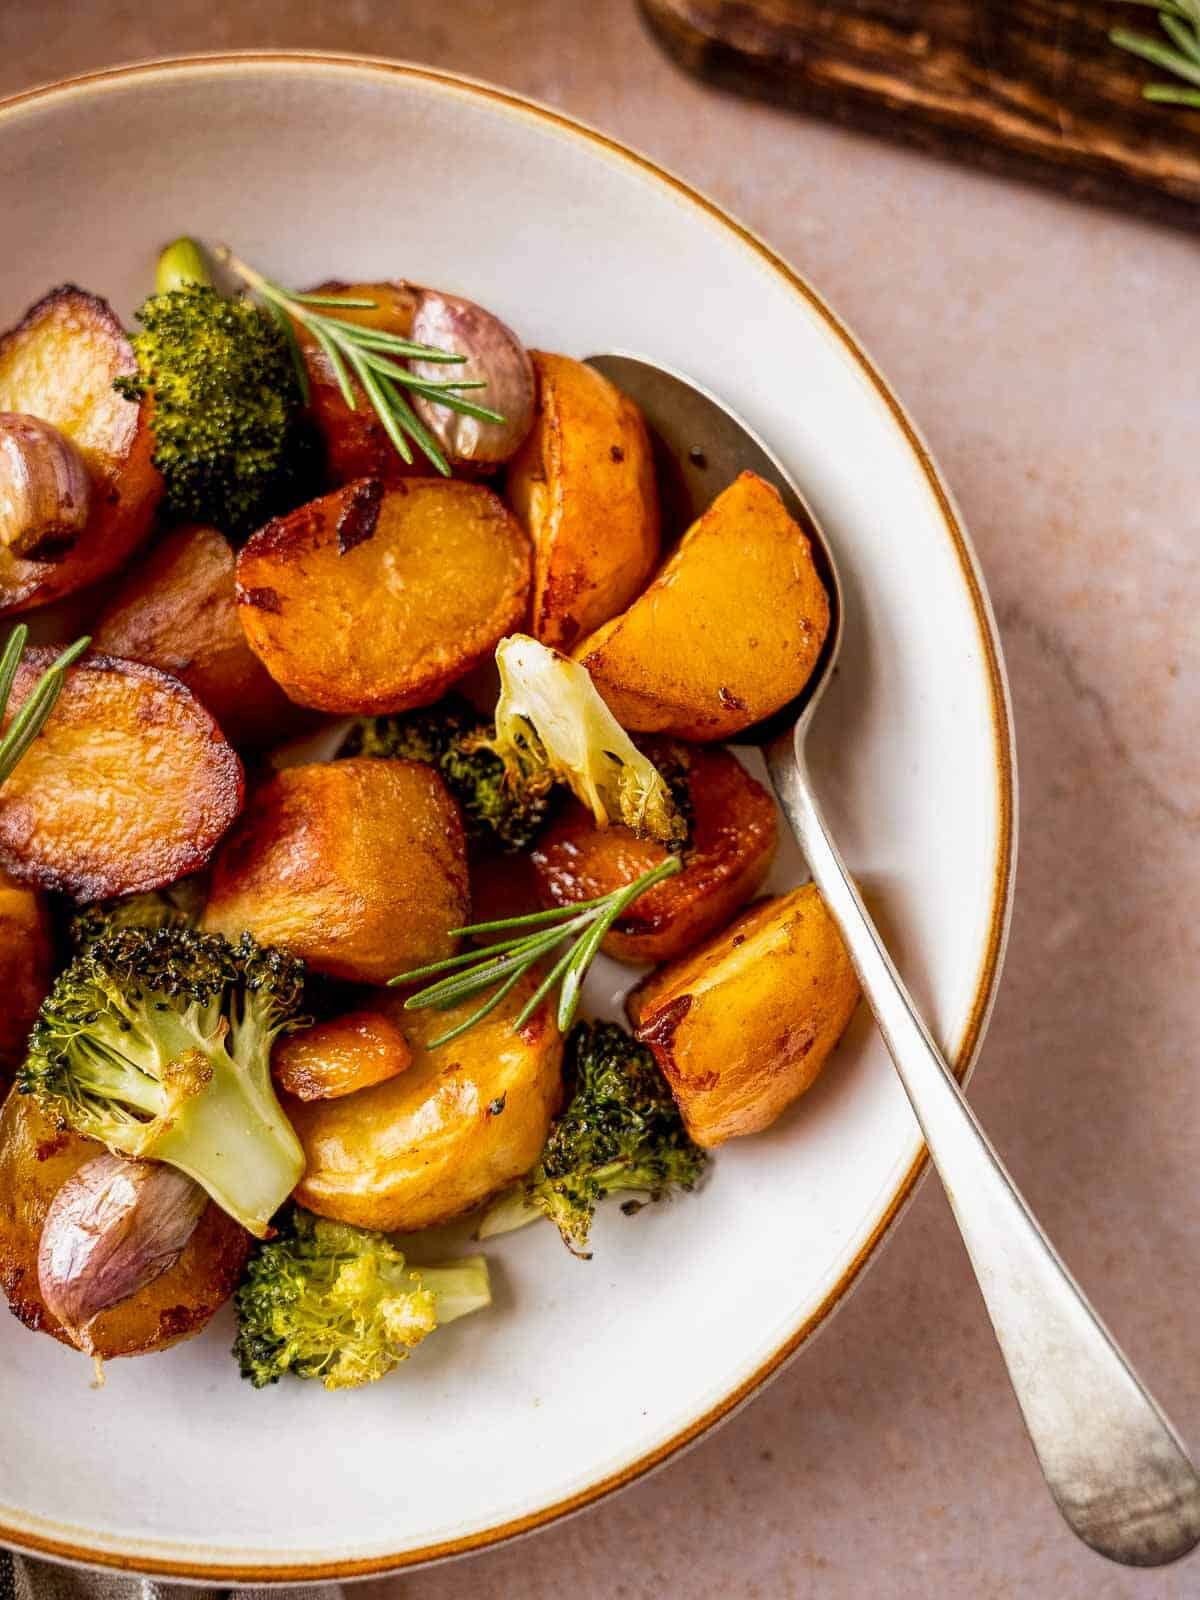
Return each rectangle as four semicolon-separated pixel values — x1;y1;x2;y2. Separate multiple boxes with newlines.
0;287;162;614
0;1089;250;1359
203;759;468;984
576;471;830;740
506;352;660;652
92;522;310;748
532;744;777;963
294;281;425;485
236;478;530;714
0;651;243;901
627;885;860;1146
0;870;52;1088
288;973;563;1232
272;1010;412;1102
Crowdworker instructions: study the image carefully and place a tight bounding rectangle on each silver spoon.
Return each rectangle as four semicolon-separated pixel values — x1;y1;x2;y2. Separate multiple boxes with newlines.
587;352;1200;1568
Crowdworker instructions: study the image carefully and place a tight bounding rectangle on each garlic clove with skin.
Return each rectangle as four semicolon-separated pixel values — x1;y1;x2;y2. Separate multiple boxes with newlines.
0;412;92;562
408;292;535;468
38;1153;207;1351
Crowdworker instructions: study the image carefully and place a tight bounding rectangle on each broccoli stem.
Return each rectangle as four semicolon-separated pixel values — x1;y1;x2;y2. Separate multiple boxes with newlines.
156;236;213;294
419;1256;493;1324
475;1186;541;1241
149;1058;304;1239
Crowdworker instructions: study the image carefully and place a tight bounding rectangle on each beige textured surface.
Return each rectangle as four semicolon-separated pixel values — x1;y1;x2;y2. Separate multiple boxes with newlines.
3;3;1198;1594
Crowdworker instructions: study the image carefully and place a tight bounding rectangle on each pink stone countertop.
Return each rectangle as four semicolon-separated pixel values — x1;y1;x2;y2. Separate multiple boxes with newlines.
2;3;1197;1595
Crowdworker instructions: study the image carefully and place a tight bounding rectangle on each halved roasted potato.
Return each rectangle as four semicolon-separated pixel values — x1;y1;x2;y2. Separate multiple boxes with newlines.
203;759;468;984
507;352;660;651
0;870;52;1088
93;522;309;748
532;744;777;963
576;471;830;740
288;973;563;1232
0;651;243;901
236;478;531;714
294;281;425;485
272;1010;412;1102
627;885;860;1146
0;288;161;613
0;1089;250;1359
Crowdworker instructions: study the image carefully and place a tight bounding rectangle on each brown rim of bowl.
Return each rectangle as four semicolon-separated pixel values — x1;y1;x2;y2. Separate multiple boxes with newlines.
0;50;1017;1582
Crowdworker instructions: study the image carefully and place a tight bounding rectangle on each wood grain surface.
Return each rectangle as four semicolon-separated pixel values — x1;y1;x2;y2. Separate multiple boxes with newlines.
641;0;1200;230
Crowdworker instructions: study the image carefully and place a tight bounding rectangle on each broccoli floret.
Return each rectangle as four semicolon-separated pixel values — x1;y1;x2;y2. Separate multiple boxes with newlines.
479;636;686;846
115;274;310;538
19;927;306;1238
68;876;206;950
342;698;551;853
234;1208;491;1390
478;1021;706;1257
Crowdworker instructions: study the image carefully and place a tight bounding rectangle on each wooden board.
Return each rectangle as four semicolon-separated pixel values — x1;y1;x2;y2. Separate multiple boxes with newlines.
640;0;1200;231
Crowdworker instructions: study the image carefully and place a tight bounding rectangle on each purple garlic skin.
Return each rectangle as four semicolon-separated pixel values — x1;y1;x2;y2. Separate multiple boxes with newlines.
38;1154;207;1348
0;412;92;562
408;292;535;468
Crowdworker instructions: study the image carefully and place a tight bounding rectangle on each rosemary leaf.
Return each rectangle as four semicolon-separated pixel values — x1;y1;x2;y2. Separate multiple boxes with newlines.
1111;25;1200;86
309;317;360;412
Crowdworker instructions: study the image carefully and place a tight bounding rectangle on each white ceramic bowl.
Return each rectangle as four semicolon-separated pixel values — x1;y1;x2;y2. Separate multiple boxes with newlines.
0;54;1015;1580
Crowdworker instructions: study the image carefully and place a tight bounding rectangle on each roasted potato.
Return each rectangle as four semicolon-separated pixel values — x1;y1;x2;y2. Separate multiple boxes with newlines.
507;352;660;652
627;885;860;1146
236;478;531;714
0;1088;250;1359
203;759;468;984
272;1010;412;1102
0;651;243;901
288;973;563;1232
532;744;777;963
294;281;424;484
576;471;830;740
92;522;309;748
0;288;161;613
0;869;52;1088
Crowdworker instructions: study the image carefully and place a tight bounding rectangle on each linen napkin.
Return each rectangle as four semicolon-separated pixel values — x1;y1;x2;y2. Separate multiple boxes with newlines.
0;1548;344;1600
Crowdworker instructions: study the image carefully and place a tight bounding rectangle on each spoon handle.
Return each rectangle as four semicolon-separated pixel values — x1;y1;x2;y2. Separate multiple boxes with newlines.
766;738;1200;1568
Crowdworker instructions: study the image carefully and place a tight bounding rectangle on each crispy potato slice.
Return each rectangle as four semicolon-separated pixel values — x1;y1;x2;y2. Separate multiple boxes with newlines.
0;288;161;613
0;870;52;1088
93;522;310;748
272;1010;412;1102
507;352;660;652
576;471;830;740
627;885;860;1146
0;1089;250;1359
294;281;425;484
203;759;468;984
0;651;243;901
236;478;531;714
532;744;777;963
288;974;563;1232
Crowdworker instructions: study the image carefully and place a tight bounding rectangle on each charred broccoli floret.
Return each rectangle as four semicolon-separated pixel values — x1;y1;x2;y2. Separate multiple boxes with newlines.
19;927;306;1237
234;1208;492;1390
68;876;206;950
342;698;551;853
480;635;685;846
478;1021;706;1257
114;240;310;538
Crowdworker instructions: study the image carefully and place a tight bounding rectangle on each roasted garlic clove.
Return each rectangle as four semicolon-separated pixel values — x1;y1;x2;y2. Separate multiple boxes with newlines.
409;292;535;468
38;1153;207;1349
0;412;92;562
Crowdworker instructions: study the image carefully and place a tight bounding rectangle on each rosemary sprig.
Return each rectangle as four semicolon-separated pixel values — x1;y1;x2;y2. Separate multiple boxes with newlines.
1113;0;1200;106
214;246;505;476
0;628;91;784
391;856;683;1048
